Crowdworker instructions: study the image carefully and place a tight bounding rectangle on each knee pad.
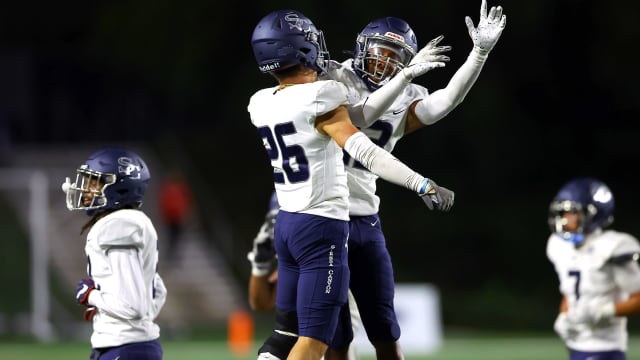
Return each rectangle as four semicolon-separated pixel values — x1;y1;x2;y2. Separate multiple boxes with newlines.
258;309;299;359
258;331;298;360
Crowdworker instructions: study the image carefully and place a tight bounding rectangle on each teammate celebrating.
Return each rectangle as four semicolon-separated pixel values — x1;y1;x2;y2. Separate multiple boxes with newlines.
248;9;453;360
319;1;506;358
547;177;640;359
62;147;167;360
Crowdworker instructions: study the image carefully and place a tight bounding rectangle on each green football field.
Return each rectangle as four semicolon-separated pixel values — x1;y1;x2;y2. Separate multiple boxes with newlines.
2;335;640;360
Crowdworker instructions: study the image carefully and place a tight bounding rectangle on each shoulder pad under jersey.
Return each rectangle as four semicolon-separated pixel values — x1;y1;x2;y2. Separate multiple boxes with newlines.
94;210;146;249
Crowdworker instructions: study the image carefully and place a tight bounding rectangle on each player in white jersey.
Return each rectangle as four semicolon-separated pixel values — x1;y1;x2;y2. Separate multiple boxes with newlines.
248;9;454;360
547;177;640;360
62;147;167;360
314;1;506;358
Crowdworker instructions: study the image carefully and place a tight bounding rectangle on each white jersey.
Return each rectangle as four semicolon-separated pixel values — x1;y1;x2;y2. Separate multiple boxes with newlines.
248;80;350;220
85;209;166;348
546;229;640;352
324;59;428;216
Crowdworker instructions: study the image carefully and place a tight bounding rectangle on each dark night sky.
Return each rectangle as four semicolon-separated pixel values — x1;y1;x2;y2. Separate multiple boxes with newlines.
1;0;639;329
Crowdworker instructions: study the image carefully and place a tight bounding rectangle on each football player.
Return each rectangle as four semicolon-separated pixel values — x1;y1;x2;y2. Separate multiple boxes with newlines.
547;177;640;360
63;147;167;360
319;0;506;358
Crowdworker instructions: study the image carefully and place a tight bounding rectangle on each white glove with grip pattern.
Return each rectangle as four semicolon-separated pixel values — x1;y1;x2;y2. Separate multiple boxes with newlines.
569;297;616;325
465;0;507;56
553;312;584;341
247;219;276;276
400;35;451;81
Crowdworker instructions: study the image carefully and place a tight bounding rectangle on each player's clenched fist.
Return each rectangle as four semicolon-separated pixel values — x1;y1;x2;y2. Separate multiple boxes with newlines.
76;278;96;306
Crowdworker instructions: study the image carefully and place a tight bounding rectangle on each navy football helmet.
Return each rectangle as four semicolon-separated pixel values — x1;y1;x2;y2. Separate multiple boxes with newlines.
251;9;329;74
352;17;418;91
548;177;615;246
62;147;150;216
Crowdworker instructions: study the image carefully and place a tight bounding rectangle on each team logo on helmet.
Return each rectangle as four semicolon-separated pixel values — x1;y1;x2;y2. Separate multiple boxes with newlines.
117;156;142;179
283;12;310;32
383;32;405;42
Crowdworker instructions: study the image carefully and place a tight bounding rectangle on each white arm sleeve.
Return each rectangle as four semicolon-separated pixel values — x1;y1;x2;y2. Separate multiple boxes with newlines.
351;74;411;128
344;132;426;193
414;49;488;125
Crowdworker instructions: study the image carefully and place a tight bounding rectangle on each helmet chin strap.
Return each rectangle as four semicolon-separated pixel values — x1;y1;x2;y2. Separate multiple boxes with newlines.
562;232;585;247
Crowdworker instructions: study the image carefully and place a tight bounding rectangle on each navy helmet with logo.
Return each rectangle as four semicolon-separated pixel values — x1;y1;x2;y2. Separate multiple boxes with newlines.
62;147;150;216
548;177;614;246
251;9;329;74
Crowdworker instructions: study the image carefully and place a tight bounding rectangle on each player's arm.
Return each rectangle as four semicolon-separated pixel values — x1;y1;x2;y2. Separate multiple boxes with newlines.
405;0;507;134
316;106;454;211
247;207;278;310
150;272;167;319
249;271;278;311
610;245;640;317
87;247;149;319
559;296;568;313
571;243;640;324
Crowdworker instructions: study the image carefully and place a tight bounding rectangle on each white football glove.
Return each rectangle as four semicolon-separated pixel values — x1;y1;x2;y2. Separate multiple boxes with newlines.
247;219;276;276
400;35;451;81
569;297;616;325
465;0;507;56
553;312;584;342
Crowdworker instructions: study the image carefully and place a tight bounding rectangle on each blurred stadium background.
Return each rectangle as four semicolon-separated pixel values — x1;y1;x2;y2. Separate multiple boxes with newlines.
2;0;640;357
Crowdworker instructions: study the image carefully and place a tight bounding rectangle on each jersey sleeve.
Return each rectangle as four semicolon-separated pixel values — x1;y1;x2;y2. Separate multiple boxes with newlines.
314;80;349;116
88;247;149;319
95;216;145;249
610;234;640;293
546;234;562;265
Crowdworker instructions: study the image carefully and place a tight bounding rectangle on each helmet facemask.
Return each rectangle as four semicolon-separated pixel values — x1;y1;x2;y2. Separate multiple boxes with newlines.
63;165;116;212
548;200;596;247
354;35;416;90
304;28;329;73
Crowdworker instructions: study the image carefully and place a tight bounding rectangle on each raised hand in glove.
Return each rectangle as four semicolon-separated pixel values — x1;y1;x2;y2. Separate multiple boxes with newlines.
76;278;96;306
465;0;507;56
247;218;277;276
401;35;451;81
419;178;455;211
83;306;97;322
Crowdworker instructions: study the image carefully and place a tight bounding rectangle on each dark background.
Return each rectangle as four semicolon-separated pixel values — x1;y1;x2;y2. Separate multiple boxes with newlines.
2;0;639;331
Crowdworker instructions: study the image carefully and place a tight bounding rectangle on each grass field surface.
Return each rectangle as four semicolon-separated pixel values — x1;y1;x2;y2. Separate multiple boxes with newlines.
2;335;640;360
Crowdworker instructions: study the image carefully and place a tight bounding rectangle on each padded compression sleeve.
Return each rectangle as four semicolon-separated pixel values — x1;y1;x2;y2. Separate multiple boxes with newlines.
353;73;411;128
344;132;425;193
415;49;487;125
